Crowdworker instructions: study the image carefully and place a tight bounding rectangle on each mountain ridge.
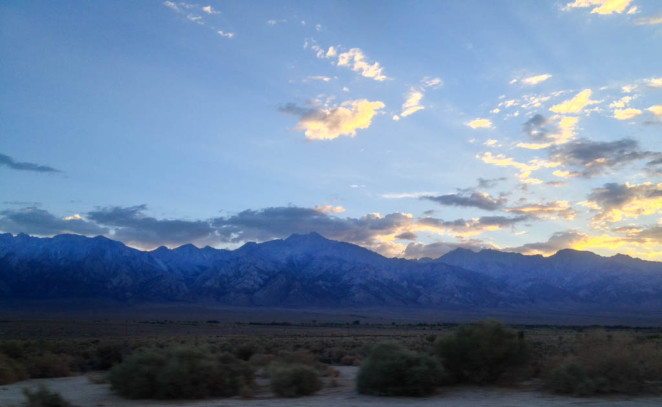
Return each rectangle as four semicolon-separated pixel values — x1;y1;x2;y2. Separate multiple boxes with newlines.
1;233;661;315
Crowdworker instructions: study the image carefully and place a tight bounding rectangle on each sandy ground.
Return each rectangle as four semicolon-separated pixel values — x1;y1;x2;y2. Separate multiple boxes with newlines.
3;366;662;407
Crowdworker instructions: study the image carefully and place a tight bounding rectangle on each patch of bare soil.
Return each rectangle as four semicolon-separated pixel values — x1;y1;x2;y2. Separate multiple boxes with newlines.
2;367;662;407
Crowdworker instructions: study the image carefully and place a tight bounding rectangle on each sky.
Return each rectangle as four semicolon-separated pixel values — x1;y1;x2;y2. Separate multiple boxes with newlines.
1;0;662;260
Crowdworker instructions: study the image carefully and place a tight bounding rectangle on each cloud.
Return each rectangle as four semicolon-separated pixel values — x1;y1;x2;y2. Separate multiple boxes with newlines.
0;153;60;173
382;191;438;199
403;239;493;259
549;89;598;114
521;74;552;86
280;99;385;140
400;89;425;117
563;0;634;14
467;119;493;129
202;5;219;14
613;108;642;120
584;182;662;224
549;138;660;177
87;205;217;249
635;15;662;25
423;77;443;88
518;114;577;148
477;177;506;188
506;230;587;255
395;231;418;240
0;207;107;237
648;105;662;118
476;152;559;184
505;201;577;220
163;1;179;12
417;215;527;238
421;191;506;211
336;48;387;81
313;205;346;214
305;75;332;82
646;77;662;88
217;30;234;38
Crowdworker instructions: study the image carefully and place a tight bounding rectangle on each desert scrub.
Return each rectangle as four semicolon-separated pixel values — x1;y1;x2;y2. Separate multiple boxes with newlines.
357;341;443;397
0;353;28;384
23;385;73;407
269;363;322;397
545;331;662;395
435;320;528;384
108;347;254;399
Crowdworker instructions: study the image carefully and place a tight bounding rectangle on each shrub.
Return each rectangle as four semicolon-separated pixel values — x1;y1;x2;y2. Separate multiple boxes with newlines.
269;363;321;397
108;347;254;399
25;352;71;378
435;320;527;384
357;341;443;397
544;331;662;395
22;385;73;407
0;353;28;385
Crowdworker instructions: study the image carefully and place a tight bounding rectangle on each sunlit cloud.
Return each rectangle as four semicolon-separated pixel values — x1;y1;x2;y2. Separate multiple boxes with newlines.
477;152;559;184
280;99;385;140
645;77;662;88
400;89;425;117
505;201;577;220
648;105;662;118
563;0;634;15
521;74;552;86
517;114;578;149
313;205;346;214
584;182;662;225
467;119;493;129
635;15;662;25
549;89;598;114
337;48;387;81
613;108;642;120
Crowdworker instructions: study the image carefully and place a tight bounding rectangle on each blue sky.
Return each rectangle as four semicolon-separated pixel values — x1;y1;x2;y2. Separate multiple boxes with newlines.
2;0;662;260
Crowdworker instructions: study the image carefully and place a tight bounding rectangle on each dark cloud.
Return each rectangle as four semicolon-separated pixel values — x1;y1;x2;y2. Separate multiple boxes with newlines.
0;153;60;173
477;177;506;189
87;205;217;249
505;201;577;220
586;183;662;223
522;114;557;141
418;215;527;233
421;191;506;211
506;231;586;255
0;207;107;236
212;206;413;246
549;138;661;177
279;103;316;117
403;239;490;259
395;231;417;240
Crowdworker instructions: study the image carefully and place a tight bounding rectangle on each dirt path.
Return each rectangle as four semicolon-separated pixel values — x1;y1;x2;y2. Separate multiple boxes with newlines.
2;367;662;407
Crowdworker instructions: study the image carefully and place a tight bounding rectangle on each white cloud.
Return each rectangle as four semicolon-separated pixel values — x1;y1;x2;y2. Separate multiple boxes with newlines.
163;1;179;12
313;205;346;214
564;0;634;15
283;99;385;140
467;119;493;129
217;30;234;38
306;75;332;82
423;77;443;89
521;74;552;86
613;108;642;120
267;19;277;25
202;5;220;14
337;48;387;81
382;191;437;199
549;89;598;114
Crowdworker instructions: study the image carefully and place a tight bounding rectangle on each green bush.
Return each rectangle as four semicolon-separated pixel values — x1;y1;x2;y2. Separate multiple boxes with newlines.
0;353;28;385
435;320;528;384
549;363;597;396
269;363;321;397
108;347;254;399
357;341;443;397
22;385;73;407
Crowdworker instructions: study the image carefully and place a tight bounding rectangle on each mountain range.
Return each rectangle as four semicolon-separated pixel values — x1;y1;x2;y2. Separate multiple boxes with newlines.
1;232;661;315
